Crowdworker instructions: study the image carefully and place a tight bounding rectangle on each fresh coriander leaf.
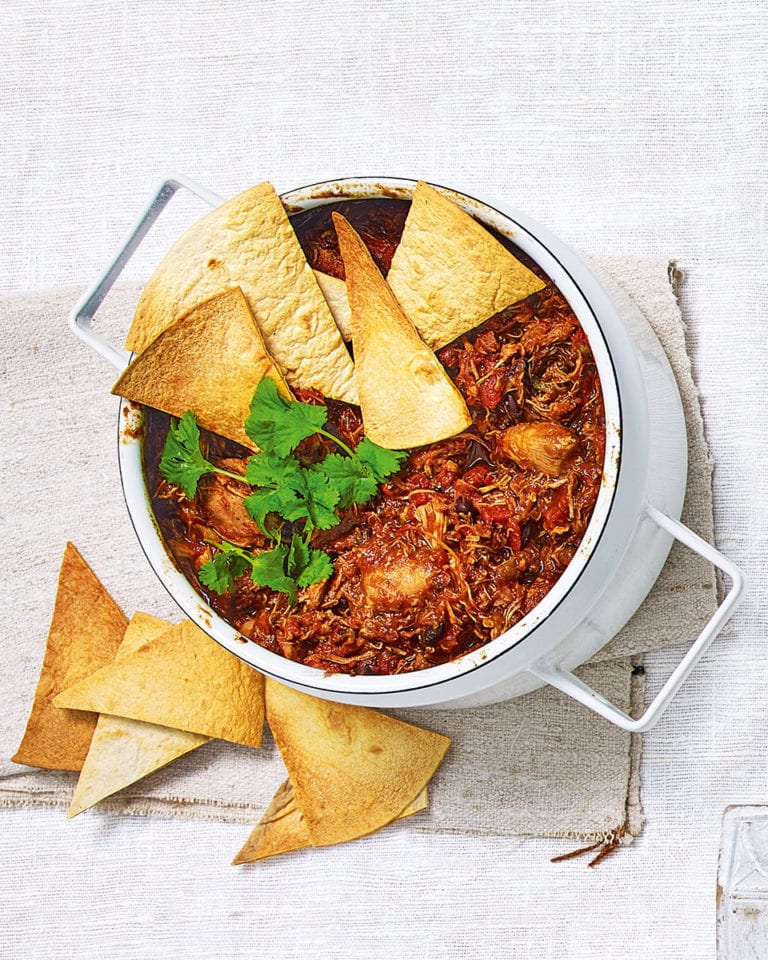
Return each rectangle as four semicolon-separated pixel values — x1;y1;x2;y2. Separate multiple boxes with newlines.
200;531;334;602
269;496;311;529
286;534;310;579
159;411;216;498
353;437;408;483
193;379;407;605
244;452;312;535
315;452;379;508
286;535;334;591
248;542;296;600
244;378;328;456
244;451;305;490
245;472;339;533
296;546;334;589
198;549;249;595
243;487;302;537
300;471;342;530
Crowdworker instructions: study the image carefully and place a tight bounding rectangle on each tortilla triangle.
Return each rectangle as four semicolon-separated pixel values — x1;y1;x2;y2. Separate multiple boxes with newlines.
264;678;449;847
12;543;127;772
232;778;428;864
126;181;357;403
232;779;309;864
386;180;546;349
332;212;471;449
113;287;289;449
313;269;352;340
67;613;210;818
54;619;265;749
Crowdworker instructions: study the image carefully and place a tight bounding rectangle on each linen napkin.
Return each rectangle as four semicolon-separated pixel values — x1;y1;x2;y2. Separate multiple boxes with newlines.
0;257;716;843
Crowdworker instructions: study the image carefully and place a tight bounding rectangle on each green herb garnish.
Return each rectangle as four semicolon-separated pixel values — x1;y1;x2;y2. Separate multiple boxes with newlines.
198;536;333;603
159;379;407;601
159;411;246;498
243;378;329;456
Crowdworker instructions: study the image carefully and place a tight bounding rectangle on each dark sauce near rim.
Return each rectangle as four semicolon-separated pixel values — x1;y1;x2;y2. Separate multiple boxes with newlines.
143;197;606;676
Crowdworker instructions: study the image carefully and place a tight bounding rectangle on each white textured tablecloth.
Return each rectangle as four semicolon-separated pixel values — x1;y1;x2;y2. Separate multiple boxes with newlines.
1;3;766;958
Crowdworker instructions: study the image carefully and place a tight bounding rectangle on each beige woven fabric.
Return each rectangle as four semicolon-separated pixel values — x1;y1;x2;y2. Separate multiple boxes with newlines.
0;257;714;840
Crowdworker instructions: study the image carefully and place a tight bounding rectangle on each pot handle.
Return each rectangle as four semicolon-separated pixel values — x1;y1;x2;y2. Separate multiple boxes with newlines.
529;505;744;732
67;175;224;372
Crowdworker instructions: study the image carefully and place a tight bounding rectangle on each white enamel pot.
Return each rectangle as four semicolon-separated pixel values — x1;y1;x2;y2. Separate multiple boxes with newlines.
69;175;744;731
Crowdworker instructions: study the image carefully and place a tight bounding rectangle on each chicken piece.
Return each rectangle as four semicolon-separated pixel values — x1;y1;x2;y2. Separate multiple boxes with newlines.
498;422;580;477
358;546;434;611
197;474;265;548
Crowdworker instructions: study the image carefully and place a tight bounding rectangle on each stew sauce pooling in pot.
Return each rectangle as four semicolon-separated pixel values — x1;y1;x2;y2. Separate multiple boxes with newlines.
144;198;606;675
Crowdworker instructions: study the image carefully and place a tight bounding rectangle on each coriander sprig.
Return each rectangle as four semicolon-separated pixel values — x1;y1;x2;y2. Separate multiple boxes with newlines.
160;411;246;498
198;536;333;603
158;378;407;602
243;378;328;457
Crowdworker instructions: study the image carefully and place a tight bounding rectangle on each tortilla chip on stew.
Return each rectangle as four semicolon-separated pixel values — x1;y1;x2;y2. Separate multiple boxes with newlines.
332;212;471;450
386;180;546;350
12;543;127;772
232;778;429;864
53;619;265;749
112;287;290;449
313;269;352;341
125;181;357;403
67;613;210;818
264;677;449;847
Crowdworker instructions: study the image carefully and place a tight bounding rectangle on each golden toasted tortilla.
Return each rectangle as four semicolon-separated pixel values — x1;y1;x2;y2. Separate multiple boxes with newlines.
232;779;428;864
232;779;308;864
67;613;210;818
126;181;357;403
112;287;289;449
54;619;265;749
332;212;471;449
264;678;450;847
386;181;546;349
12;543;127;772
313;269;352;341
